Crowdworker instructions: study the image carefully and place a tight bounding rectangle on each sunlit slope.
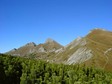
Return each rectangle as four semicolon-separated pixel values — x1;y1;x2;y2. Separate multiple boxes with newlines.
6;29;112;71
84;29;112;71
54;29;112;71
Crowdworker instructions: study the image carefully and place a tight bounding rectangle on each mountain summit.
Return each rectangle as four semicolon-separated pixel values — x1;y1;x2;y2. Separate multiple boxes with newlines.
6;38;63;58
25;42;36;46
6;28;112;71
45;38;54;43
54;28;112;71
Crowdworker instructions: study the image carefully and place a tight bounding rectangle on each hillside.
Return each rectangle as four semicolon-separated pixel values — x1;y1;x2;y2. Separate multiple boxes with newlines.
53;29;112;71
6;38;63;60
6;28;112;71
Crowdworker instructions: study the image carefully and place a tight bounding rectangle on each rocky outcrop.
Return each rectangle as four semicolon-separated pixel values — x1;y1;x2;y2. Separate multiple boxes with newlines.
45;38;54;43
38;47;46;52
25;42;36;46
66;47;92;64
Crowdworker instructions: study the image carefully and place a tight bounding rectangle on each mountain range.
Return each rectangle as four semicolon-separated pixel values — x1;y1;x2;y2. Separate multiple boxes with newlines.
6;28;112;71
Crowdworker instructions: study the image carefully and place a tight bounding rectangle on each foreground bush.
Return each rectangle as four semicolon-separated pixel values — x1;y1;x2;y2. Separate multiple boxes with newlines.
0;54;112;84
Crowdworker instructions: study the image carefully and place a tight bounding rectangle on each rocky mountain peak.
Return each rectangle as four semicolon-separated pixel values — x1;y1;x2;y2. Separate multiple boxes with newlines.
88;28;108;34
65;36;85;49
26;42;36;46
9;48;17;52
45;38;54;43
5;29;112;71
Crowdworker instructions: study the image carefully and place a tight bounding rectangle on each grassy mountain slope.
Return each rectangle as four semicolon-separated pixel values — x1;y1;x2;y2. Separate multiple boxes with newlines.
52;29;112;71
84;29;112;71
6;28;112;71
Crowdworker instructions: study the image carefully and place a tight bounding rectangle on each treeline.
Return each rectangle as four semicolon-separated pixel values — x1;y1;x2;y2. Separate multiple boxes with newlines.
0;54;112;84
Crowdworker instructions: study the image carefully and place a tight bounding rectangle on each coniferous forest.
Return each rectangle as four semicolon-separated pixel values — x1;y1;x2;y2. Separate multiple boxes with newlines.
0;54;112;84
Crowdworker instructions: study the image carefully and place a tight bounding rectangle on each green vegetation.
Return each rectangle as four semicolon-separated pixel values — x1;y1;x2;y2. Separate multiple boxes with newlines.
0;54;112;84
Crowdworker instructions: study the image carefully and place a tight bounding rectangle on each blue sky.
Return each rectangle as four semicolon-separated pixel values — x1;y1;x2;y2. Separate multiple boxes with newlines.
0;0;112;53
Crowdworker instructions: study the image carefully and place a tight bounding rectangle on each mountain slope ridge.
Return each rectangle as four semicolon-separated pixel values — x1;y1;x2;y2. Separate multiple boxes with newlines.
6;28;112;71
